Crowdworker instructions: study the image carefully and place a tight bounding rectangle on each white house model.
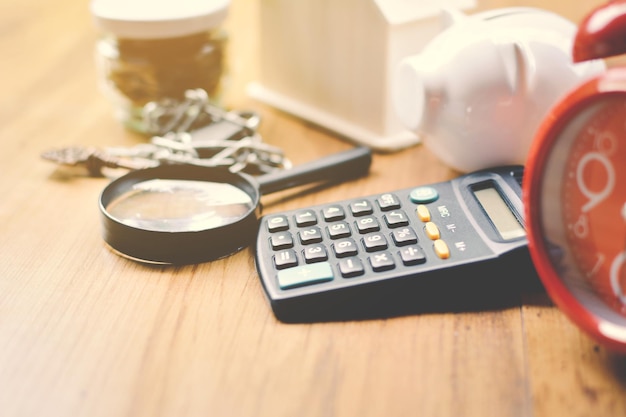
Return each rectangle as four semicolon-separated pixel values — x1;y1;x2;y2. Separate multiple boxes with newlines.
248;0;476;151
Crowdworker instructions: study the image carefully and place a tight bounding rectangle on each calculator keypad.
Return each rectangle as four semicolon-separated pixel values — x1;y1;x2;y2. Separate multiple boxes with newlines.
262;190;462;291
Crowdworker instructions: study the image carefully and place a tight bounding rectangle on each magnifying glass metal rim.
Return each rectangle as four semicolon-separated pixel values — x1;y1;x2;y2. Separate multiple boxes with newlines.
99;146;372;265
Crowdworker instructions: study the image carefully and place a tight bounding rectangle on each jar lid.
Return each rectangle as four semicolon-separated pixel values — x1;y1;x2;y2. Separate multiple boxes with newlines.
91;0;229;39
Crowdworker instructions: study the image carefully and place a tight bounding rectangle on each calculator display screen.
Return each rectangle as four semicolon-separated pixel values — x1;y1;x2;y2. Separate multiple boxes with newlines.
473;185;525;240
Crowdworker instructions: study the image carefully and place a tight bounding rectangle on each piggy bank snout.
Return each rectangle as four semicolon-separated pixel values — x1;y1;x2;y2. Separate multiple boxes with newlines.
393;56;429;131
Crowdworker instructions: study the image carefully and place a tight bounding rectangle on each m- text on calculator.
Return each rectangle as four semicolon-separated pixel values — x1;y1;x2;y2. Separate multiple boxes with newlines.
255;166;537;323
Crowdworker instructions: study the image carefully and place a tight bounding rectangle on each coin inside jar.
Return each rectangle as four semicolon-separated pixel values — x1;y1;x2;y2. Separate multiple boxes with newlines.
91;0;230;133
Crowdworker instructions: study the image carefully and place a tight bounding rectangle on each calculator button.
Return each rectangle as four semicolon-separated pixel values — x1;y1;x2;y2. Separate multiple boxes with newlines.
355;216;380;234
399;245;426;265
333;238;359;258
277;262;334;290
433;239;451;259
391;227;418;246
270;231;294;250
362;232;388;252
376;193;401;211
416;205;431;222
350;200;374;216
303;244;328;263
338;257;365;278
327;221;352;239
295;210;318;226
424;222;440;240
266;215;289;232
409;186;439;204
274;249;298;270
369;251;395;272
383;210;409;228
322;205;346;221
299;227;323;244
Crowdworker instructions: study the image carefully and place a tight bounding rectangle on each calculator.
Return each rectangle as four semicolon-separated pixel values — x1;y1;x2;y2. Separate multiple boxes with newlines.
254;166;537;323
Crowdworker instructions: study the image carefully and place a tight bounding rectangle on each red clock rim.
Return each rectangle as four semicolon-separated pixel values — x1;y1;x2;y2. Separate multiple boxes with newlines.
524;67;626;353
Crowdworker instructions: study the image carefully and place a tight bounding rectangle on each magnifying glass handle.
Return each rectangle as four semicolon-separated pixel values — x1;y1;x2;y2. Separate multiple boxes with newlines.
257;146;372;195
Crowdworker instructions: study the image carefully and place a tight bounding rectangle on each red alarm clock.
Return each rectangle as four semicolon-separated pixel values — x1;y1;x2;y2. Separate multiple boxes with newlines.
524;0;626;352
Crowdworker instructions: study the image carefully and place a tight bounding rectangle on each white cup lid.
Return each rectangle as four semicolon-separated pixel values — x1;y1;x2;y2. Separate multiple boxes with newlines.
91;0;230;39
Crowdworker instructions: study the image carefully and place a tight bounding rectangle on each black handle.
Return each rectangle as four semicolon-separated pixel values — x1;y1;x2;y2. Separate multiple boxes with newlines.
256;146;372;195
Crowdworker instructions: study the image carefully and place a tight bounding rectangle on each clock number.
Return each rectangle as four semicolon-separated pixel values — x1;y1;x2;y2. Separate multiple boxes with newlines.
572;213;589;238
576;151;615;213
590;127;618;156
588;252;605;279
609;252;626;305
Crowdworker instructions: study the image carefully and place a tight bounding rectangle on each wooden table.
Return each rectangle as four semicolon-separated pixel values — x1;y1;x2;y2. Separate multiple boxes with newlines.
2;0;625;416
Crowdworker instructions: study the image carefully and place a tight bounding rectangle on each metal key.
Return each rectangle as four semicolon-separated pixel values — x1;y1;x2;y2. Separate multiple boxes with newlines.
40;146;160;177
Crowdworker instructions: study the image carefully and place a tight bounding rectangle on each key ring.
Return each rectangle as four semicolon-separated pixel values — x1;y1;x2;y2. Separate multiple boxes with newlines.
142;88;261;136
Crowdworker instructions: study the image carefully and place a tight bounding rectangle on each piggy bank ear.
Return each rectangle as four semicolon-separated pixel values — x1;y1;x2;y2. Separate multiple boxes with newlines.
440;7;466;30
496;39;535;94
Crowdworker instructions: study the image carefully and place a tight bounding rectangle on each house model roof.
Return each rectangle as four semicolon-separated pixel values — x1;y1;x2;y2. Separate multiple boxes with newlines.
374;0;476;25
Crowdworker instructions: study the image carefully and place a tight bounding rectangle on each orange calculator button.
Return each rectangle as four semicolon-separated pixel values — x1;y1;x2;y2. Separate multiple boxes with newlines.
433;239;450;259
424;222;440;240
416;205;431;222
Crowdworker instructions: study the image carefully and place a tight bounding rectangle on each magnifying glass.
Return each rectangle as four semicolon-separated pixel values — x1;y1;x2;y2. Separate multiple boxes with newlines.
99;146;372;264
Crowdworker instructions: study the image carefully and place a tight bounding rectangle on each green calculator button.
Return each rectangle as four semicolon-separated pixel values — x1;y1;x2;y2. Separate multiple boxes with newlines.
409;186;439;204
277;262;334;290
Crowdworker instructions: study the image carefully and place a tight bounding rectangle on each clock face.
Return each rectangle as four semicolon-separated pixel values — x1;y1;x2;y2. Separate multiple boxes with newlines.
559;96;626;316
525;77;626;350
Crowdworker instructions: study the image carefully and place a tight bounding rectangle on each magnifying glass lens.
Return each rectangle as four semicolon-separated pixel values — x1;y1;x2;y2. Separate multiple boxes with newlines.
105;179;255;232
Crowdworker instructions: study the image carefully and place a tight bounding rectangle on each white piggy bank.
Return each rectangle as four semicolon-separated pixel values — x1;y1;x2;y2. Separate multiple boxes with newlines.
393;7;605;172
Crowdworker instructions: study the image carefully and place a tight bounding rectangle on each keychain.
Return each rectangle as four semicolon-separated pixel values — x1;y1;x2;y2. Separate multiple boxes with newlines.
41;89;290;177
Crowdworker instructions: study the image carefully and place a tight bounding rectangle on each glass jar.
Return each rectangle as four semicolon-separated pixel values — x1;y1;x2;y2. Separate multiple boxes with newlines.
91;0;229;133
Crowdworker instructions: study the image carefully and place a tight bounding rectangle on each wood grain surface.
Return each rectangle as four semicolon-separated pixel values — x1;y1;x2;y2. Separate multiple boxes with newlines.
1;0;625;416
